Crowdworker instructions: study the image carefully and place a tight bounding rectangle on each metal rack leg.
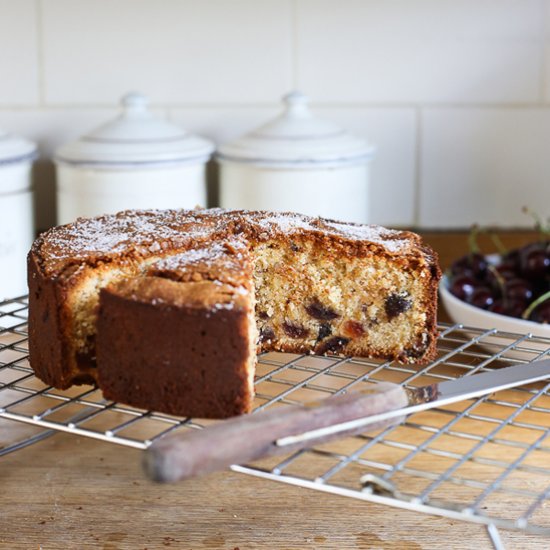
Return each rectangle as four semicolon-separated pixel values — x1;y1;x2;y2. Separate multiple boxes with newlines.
487;524;505;550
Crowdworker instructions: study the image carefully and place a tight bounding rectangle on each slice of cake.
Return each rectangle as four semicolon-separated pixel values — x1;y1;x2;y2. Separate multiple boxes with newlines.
97;240;257;418
28;209;441;418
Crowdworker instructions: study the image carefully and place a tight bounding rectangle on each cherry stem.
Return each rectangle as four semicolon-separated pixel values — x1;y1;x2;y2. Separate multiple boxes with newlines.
488;231;507;255
468;224;481;255
486;264;507;306
468;225;509;257
522;207;550;239
521;290;550;320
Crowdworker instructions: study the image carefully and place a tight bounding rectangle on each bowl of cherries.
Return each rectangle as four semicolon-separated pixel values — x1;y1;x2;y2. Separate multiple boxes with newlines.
439;224;550;338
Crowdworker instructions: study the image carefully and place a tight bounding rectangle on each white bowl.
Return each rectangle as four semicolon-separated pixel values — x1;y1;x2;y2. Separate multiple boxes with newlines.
439;274;550;339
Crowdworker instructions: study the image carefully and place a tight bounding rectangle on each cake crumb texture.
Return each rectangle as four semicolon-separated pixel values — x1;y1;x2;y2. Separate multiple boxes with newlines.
27;208;441;418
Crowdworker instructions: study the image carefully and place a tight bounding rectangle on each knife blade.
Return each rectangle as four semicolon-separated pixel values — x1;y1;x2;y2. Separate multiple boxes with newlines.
143;358;550;483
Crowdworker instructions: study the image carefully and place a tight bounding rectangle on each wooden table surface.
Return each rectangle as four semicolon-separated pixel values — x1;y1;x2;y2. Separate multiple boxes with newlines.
1;230;548;550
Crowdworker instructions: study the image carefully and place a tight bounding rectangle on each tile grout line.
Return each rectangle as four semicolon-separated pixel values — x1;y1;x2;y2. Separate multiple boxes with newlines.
290;0;298;90
412;106;422;227
2;102;550;111
35;0;46;107
2;103;550;112
541;0;549;103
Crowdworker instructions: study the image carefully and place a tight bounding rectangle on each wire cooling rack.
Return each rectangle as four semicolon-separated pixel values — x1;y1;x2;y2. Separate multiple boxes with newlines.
2;295;550;549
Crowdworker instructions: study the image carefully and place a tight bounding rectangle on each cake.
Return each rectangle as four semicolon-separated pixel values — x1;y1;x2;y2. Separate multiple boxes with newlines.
27;208;441;418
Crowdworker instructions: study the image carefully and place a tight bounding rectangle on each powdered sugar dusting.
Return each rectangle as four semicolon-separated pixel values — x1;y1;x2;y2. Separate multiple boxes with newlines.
153;240;246;271
255;212;316;234
38;209;214;267
322;221;409;252
36;208;416;276
254;212;411;253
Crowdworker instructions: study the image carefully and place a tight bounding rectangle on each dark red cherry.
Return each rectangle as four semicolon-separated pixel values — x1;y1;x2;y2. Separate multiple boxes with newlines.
524;290;550;324
490;299;526;318
469;253;488;277
489;299;506;315
449;274;477;301
503;248;521;271
450;255;474;277
450;253;487;278
508;301;528;318
504;278;533;303
469;287;495;310
520;243;550;280
532;279;550;300
504;301;526;319
495;262;518;279
529;301;550;323
485;265;516;295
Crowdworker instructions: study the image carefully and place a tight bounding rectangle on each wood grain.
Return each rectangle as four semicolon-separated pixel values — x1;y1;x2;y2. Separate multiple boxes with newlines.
1;231;548;549
1;426;547;549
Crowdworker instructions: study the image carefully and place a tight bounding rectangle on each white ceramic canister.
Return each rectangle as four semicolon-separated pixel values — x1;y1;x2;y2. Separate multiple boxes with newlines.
0;130;37;299
55;93;214;225
217;92;375;223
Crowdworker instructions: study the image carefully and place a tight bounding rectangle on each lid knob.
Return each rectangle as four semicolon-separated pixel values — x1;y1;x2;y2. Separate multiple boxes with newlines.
216;90;374;167
282;91;311;118
121;92;150;117
55;90;214;166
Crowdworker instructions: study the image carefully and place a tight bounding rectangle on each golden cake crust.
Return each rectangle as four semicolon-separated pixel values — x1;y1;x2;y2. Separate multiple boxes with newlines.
28;208;441;416
31;208;431;278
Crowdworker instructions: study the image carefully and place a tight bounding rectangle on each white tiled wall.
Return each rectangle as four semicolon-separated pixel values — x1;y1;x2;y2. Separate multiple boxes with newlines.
1;0;550;231
420;108;550;227
41;0;293;104
296;0;544;104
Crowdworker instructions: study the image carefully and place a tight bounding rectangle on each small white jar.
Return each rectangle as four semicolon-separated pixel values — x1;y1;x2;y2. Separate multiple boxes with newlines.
217;92;375;223
55;92;214;225
0;130;37;299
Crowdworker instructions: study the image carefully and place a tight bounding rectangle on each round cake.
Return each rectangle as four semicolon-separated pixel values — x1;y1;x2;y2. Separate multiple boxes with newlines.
28;208;441;418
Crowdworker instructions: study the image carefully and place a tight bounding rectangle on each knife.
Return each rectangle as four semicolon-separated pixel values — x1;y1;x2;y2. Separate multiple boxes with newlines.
143;358;550;483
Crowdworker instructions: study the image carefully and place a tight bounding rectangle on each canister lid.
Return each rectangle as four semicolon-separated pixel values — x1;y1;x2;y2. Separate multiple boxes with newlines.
55;92;214;167
216;91;374;168
0;129;37;165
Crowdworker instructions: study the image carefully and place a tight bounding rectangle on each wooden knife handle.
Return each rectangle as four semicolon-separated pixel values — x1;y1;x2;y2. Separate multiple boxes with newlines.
143;382;408;483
